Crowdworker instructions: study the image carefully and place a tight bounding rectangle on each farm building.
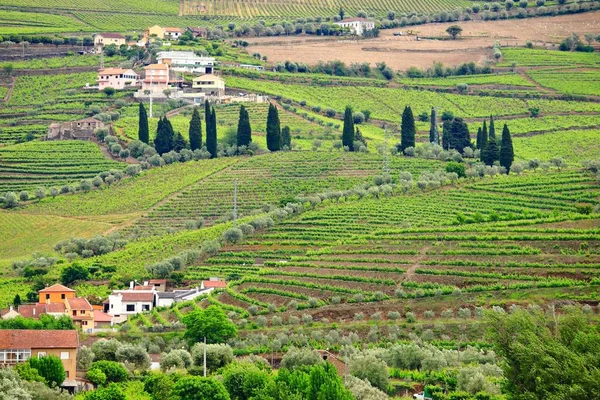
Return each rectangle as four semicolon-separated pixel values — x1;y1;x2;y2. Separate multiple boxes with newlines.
94;33;126;49
157;50;215;74
187;26;207;38
192;74;225;96
334;18;375;36
164;27;185;40
47;118;104;140
145;25;165;38
97;68;138;90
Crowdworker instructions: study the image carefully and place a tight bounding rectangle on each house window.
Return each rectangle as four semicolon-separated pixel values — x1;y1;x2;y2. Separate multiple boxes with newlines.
110;304;114;309
46;294;50;300
37;352;46;358
81;310;85;314
82;321;87;326
126;304;135;312
61;294;65;299
60;352;69;360
142;304;150;311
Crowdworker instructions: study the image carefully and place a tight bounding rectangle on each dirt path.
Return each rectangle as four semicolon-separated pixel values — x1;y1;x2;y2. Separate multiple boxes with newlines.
404;245;429;281
1;76;15;103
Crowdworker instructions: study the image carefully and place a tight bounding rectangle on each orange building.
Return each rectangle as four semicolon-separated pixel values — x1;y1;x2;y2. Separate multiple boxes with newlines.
39;284;76;304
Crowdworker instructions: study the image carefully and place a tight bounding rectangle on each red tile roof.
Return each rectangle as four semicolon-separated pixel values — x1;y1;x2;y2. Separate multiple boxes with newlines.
67;298;93;311
121;292;154;302
203;280;227;288
149;279;167;284
93;311;113;323
164;27;184;32
17;304;47;319
39;284;75;293
134;286;153;291
46;303;66;313
0;330;78;349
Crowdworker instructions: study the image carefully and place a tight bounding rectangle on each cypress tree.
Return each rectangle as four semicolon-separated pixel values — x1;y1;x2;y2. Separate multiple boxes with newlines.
342;106;355;151
448;117;471;153
399;106;416;151
442;120;451;150
281;126;291;149
479;120;488;161
488;115;496;141
204;101;217;158
482;135;500;166
429;107;439;145
236;105;252;147
154;116;175;155
499;123;514;173
138;102;149;144
476;127;482;149
173;132;187;151
266;103;281;151
355;127;366;147
188;107;202;151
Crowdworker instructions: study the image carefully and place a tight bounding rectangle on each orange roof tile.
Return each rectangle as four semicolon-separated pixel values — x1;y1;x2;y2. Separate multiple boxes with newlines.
93;311;113;323
39;284;75;293
67;298;93;311
0;330;78;349
203;280;227;288
121;292;154;302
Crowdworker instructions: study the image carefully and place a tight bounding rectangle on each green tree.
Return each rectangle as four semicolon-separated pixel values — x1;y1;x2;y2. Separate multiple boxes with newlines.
281;126;291;149
236;105;252;148
399;106;416;152
446;25;463;39
85;383;126;400
0;368;30;400
102;87;116;97
266;103;281;151
28;355;66;387
13;293;21;308
487;307;600;400
60;264;90;285
222;361;272;400
144;373;175;400
174;376;230;400
183;305;237;344
205;101;217;158
154;117;175;155
429;107;439;144
479;120;488;161
189;107;202;151
488;115;496;142
349;353;389;392
448;117;471;154
476;127;483;150
15;361;45;383
138;103;149;144
88;361;129;384
499;123;514;173
342;106;355;151
173;132;187;152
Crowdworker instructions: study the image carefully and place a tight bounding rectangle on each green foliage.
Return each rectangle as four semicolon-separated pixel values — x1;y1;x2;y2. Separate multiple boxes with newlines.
429;107;439;145
60;263;90;285
190;343;234;372
206;103;218;158
446;162;466;178
446;25;463;39
237;105;252;148
342;106;355;151
280;347;323;370
138;103;149;144
183;305;237;344
15;362;45;383
84;383;126;400
189;107;202;151
0;367;31;400
499;124;514;173
174;376;230;400
222;361;272;400
86;368;107;387
0;314;74;330
400;105;416;151
28;355;66;387
266;103;281;151
88;361;129;384
487;307;600;399
144;373;175;400
447;117;471;154
154;117;175;155
349;353;389;391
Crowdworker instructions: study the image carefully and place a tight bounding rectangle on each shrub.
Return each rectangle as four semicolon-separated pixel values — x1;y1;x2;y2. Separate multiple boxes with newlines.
88;361;129;383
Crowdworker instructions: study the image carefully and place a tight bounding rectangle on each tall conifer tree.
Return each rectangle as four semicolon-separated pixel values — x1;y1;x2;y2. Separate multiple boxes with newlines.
281;126;291;149
205;101;217;158
138;102;149;144
483;115;500;165
479;120;488;161
476;127;483;149
488;115;496;141
188;107;202;151
236;105;252;147
448;117;471;153
499;123;514;173
399;106;416;151
154;116;175;155
266;104;281;151
342;106;355;151
442;121;451;150
429;107;439;145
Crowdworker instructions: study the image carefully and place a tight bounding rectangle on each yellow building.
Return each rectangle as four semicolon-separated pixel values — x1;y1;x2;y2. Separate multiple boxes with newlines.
192;74;225;97
146;25;165;38
39;284;76;304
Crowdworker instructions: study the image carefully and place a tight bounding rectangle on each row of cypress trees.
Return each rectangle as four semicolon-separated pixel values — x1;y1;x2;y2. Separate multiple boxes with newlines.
476;116;514;171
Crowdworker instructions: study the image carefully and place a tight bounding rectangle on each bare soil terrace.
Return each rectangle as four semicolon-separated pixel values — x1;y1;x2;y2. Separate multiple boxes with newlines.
243;11;600;70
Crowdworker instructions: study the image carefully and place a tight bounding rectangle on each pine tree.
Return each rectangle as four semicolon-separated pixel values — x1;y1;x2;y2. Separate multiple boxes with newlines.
448;117;471;153
342;106;355;151
154;116;175;155
205;101;217;158
266;103;281;151
236;105;252;147
173;132;187;151
499;123;514;173
479;120;488;161
281;126;291;149
188;107;202;151
442;121;451;150
429;107;439;144
138;102;149;144
399;106;416;151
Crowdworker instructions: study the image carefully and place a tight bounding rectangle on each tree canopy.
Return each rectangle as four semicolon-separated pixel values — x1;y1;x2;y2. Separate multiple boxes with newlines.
446;25;463;39
399;105;416;151
183;305;237;344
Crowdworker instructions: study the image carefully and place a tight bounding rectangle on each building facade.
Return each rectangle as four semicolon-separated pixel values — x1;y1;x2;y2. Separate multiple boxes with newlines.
192;74;225;96
94;33;126;48
333;18;375;36
141;64;170;93
98;68;138;90
47;118;104;140
157;51;215;74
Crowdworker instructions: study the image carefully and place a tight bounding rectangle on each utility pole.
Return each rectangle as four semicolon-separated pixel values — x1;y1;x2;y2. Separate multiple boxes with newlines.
203;336;207;377
233;179;238;227
100;52;104;69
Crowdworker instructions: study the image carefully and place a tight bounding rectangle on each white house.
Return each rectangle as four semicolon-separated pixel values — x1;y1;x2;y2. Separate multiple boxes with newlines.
239;64;264;72
192;74;225;97
334;18;375;36
164;27;185;40
97;68;138;90
157;51;215;74
105;287;155;323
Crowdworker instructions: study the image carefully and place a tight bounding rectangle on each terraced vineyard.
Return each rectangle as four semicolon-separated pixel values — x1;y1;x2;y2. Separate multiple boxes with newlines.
129;152;441;234
0;140;124;193
179;169;600;326
527;70;600;96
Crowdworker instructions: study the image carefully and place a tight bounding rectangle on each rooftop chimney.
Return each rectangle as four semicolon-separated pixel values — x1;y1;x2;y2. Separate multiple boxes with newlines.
129;281;134;290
